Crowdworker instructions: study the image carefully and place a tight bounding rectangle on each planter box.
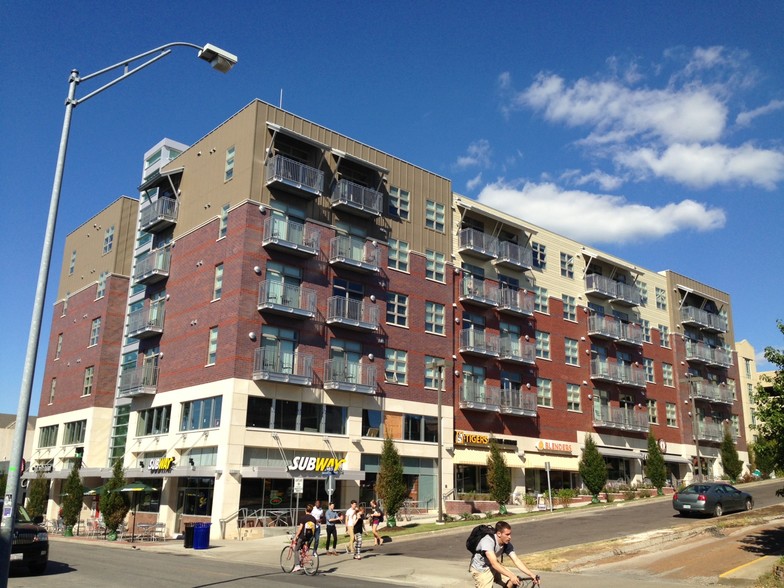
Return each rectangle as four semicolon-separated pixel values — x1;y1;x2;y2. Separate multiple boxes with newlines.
445;500;499;515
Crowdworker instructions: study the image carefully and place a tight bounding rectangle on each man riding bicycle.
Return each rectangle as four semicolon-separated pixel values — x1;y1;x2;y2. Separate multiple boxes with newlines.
291;504;318;573
470;521;540;587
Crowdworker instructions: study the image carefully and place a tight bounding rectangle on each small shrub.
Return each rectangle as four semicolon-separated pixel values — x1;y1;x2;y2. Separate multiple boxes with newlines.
623;490;637;501
554;488;578;508
605;492;615;503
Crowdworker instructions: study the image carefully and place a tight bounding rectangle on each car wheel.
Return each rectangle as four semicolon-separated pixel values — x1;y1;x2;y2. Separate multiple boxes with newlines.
713;503;723;517
745;498;753;511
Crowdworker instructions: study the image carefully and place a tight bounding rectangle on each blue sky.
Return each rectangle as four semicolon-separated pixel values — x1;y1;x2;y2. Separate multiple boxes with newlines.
2;1;782;417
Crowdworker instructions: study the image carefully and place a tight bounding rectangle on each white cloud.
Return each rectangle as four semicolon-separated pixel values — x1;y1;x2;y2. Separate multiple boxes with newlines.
466;172;483;191
476;181;726;244
736;99;784;127
569;169;625;191
454;139;492;169
616;143;784;189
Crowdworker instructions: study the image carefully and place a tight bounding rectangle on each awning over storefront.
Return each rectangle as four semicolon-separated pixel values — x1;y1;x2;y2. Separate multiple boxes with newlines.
523;453;579;471
662;454;690;464
453;449;525;468
597;447;643;460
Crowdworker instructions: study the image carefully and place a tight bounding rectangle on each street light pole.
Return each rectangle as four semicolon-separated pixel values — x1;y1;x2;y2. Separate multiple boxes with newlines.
686;374;704;483
0;42;236;586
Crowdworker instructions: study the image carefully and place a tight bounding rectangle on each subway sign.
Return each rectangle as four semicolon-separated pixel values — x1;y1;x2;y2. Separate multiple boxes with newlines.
287;456;345;473
147;456;176;473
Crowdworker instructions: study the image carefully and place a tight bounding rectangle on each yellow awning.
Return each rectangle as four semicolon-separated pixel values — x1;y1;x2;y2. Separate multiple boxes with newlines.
453;448;525;468
523;452;579;471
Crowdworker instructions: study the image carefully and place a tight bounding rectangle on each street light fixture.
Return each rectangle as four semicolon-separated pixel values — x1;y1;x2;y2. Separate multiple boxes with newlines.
0;42;237;584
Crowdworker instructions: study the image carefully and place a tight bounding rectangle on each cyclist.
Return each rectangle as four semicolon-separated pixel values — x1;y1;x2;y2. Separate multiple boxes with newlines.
291;504;318;573
469;521;540;587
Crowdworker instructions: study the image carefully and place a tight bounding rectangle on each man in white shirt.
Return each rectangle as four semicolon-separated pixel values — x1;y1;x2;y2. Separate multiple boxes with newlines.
469;521;539;588
311;499;324;554
344;500;358;554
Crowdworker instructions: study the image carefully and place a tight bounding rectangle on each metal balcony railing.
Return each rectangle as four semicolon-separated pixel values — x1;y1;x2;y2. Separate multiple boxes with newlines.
459;382;501;412
331;179;383;217
127;306;165;339
326;296;378;331
252;347;313;385
500;388;538;417
588;315;621;340
118;365;158;397
695;421;724;442
265;154;324;197
499;336;536;365
689;380;734;405
257;281;317;319
134;247;172;284
323;360;376;394
459;328;499;357
139;198;178;233
262;217;320;256
497;287;535;316
614;281;642;306
590;359;646;388
681;306;728;333
328;235;379;273
618;321;644;346
460;275;498;307
593;406;649;432
494;241;533;271
685;341;733;368
458;228;498;259
585;273;617;299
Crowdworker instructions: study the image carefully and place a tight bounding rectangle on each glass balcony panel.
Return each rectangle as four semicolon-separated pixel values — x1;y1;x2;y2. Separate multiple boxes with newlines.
257;281;317;319
459;328;500;357
460;275;498;307
134;247;172;285
328;235;379;273
323;359;376;394
253;347;313;385
499;336;536;364
262;217;319;256
690;380;734;405
118;365;158;397
618;322;644;347
613;281;641;306
459;382;501;412
326;296;378;331
494;241;533;271
330;179;382;217
585;274;616;299
680;306;728;333
458;228;498;260
265;154;324;197
588;315;621;340
139;198;178;233
127;306;165;339
500;388;537;417
497;287;535;316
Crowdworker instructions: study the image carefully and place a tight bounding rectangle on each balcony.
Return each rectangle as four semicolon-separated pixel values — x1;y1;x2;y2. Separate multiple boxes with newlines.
252;347;313;386
460;275;498;307
497;287;535;317
458;228;498;260
685;341;733;368
326;296;378;332
134;247;172;285
614;281;642;306
681;306;728;333
127;307;165;339
329;235;379;273
585;274;640;306
498;336;536;365
588;315;621;341
265;154;324;198
257;281;316;319
618;322;644;347
262;217;320;257
139;198;178;233
695;421;724;443
459;382;501;412
331;179;383;217
593;406;649;432
500;388;538;417
323;359;376;394
459;329;499;357
689;380;734;405
590;358;646;388
494;241;533;271
118;365;158;397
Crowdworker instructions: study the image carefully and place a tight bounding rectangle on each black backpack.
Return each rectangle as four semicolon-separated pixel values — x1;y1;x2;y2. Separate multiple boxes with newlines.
466;524;495;556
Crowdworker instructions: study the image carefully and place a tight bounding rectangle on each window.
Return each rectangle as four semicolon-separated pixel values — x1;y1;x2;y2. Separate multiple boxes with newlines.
103;225;115;254
666;402;677;427
63;420;87;444
644;358;655;383
655;287;667;310
69;250;77;275
532;242;546;269
48;378;56;404
727;378;737;400
96;271;108;299
386;292;408;327
638;282;648;306
560;252;574;278
425;200;445;232
82;366;94;396
224;146;235;181
212;263;224;300
642;319;652;343
647;399;658;425
389;186;410;219
89;317;101;346
55;334;63;360
38;425;58;448
362;409;383;437
662;363;674;387
388;238;409;272
425;250;446;282
567;383;581;411
535;331;550;360
207;327;219;365
245;397;346;435
565;338;580;366
403;415;437;442
137;405;171;436
562;295;577;321
658;325;670;348
424;356;446;389
533;286;548;313
385;348;407;384
219;203;230;238
181;396;222;431
425;301;445;335
537;378;552;407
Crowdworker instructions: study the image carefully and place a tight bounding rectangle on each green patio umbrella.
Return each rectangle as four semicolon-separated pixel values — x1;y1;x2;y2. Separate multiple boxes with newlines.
84;485;106;496
118;482;154;542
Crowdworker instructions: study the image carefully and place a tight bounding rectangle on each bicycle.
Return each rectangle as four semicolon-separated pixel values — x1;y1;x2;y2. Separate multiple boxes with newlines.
516;574;541;587
280;531;319;575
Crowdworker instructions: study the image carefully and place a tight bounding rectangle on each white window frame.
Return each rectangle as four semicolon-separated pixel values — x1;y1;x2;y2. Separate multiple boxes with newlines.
425;301;445;335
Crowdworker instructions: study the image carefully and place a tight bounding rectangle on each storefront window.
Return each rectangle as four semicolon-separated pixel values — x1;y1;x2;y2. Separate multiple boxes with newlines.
178;477;215;516
455;464;488;494
137;480;162;513
246;398;347;435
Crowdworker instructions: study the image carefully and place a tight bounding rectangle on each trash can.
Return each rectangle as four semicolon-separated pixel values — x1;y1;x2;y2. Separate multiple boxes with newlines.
193;522;211;550
183;523;196;548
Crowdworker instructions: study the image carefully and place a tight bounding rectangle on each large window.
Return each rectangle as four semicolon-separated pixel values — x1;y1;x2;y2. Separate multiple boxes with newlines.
63;420;87;445
425;200;445;232
181;396;222;431
388;186;410;219
424;356;446;389
102;225;115;254
386;292;408;327
425;301;445;335
662;363;674;387
655;287;667;310
425;250;445;282
388;238;409;272
137;405;171;436
245;397;346;435
562;295;577;321
560;252;574;278
535;331;551;360
532;242;546;269
403;414;438;443
38;425;58;448
567;383;581;411
533;286;548;314
565;338;580;366
666;402;677;427
537;378;552;407
644;358;655;383
647;399;658;425
362;409;383;437
385;348;407;384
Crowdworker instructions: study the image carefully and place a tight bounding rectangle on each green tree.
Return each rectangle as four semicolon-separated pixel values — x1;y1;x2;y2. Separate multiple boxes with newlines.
754;320;784;495
579;435;607;502
100;458;129;540
26;474;50;519
645;431;667;495
750;438;778;478
487;440;512;513
720;426;743;482
61;463;84;535
375;437;407;526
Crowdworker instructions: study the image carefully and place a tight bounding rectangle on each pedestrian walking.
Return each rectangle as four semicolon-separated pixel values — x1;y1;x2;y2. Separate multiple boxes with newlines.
352;505;366;559
344;500;358;554
369;499;384;546
311;499;324;554
324;501;341;555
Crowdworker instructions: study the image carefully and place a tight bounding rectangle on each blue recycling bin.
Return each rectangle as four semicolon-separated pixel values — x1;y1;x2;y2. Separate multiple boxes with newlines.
193;522;211;550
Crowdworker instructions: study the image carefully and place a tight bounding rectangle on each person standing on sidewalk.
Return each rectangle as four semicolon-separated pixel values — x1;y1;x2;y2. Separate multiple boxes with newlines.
311;499;324;554
369;499;383;546
352;505;366;560
324;502;341;555
344;500;358;554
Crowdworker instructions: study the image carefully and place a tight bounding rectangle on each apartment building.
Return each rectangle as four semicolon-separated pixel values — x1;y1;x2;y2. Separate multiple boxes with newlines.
26;99;748;537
